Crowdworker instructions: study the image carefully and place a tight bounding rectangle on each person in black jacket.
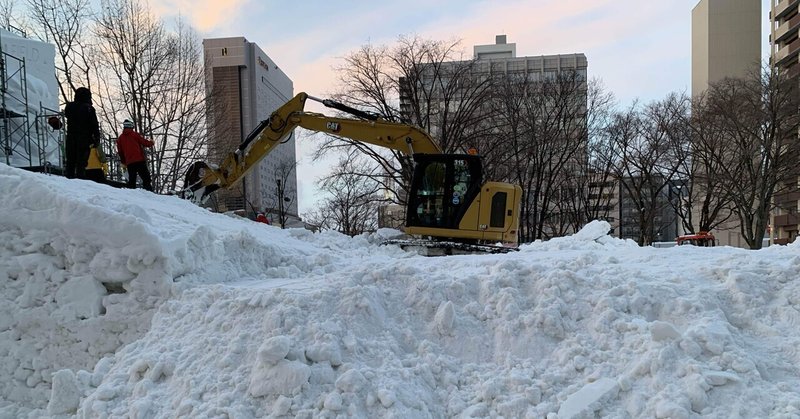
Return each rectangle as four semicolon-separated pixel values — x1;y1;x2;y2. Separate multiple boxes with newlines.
63;87;101;179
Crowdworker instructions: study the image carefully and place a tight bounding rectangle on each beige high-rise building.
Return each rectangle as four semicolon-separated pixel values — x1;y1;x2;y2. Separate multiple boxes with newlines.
692;0;761;97
203;37;298;219
691;0;761;247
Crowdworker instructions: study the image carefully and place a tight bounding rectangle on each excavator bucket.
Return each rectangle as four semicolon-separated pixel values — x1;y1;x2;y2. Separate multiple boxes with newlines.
180;161;220;205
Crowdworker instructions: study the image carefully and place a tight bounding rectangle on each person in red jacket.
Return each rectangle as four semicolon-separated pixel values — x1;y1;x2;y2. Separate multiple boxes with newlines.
255;213;270;224
116;119;154;191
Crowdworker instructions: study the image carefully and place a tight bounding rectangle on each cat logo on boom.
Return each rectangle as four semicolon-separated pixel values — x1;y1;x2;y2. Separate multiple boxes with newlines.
326;122;341;133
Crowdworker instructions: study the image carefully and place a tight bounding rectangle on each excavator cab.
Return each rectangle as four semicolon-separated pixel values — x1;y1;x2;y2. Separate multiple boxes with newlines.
407;154;482;229
405;153;521;247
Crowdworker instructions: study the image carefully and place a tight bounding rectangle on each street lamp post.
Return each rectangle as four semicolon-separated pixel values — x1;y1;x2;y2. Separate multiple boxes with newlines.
675;185;682;238
277;179;284;228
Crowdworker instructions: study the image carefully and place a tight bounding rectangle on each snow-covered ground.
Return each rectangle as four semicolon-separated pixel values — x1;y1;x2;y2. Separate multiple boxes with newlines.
1;163;800;419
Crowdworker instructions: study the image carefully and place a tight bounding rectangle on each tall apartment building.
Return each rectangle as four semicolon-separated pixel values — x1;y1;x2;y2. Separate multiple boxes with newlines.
691;0;761;247
771;0;800;76
398;35;587;140
770;0;800;244
472;35;587;75
203;37;298;218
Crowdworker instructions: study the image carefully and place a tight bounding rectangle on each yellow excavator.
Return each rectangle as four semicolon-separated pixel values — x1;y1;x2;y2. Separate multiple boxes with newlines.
181;92;522;254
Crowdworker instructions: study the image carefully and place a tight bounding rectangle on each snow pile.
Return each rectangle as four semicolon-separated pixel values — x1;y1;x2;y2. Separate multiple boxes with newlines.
2;163;800;418
520;219;638;252
0;164;398;417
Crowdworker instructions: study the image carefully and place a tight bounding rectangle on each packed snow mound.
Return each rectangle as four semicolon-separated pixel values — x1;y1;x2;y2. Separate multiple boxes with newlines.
521;220;637;252
2;164;800;418
0;164;403;417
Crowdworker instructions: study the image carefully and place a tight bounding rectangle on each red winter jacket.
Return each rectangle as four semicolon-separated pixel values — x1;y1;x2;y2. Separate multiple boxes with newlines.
116;128;154;165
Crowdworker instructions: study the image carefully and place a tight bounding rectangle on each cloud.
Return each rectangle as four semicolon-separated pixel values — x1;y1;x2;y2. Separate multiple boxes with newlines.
149;0;249;31
230;0;706;105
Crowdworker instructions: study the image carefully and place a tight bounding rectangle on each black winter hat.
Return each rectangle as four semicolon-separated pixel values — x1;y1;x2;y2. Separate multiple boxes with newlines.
74;87;92;104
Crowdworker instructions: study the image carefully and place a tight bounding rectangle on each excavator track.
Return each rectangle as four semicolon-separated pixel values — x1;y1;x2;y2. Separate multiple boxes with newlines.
382;238;519;256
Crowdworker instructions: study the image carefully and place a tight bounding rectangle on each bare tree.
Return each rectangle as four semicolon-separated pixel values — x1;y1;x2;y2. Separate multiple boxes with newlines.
700;65;800;249
93;0;209;193
266;160;297;228
391;36;496;154
304;150;387;236
558;79;618;233
94;0;172;130
608;94;688;246
147;17;208;193
320;35;495;207
94;0;172;191
1;0;30;34
5;0;208;193
675;93;736;234
495;70;590;241
26;0;94;103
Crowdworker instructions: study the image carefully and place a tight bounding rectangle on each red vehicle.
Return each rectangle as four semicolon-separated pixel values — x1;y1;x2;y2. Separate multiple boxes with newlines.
676;231;716;247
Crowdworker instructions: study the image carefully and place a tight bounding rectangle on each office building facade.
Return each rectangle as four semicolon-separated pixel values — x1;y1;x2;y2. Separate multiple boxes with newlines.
203;37;298;218
770;0;800;244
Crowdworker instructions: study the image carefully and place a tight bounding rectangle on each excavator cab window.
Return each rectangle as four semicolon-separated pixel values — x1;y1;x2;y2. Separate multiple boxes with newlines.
490;192;507;228
407;154;482;229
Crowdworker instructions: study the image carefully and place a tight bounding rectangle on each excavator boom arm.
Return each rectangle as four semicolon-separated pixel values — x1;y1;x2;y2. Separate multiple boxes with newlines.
181;91;522;251
183;92;440;202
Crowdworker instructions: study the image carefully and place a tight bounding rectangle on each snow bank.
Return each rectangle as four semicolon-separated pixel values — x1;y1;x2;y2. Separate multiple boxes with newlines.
520;220;638;252
3;164;800;418
0;164;397;417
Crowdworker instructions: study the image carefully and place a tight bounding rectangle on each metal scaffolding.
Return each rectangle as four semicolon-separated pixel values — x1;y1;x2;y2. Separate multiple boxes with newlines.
0;28;63;170
0;43;31;165
35;104;65;172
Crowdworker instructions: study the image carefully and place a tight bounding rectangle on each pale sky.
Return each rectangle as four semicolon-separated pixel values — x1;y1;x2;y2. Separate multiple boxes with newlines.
150;0;772;215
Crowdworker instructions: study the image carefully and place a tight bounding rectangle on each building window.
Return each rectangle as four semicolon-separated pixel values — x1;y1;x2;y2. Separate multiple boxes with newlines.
221;47;228;56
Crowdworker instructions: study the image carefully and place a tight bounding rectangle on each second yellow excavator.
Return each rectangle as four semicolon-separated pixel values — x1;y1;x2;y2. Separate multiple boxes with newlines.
181;92;522;254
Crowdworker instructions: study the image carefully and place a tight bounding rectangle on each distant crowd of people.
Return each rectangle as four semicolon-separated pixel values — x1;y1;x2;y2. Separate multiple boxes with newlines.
61;86;154;191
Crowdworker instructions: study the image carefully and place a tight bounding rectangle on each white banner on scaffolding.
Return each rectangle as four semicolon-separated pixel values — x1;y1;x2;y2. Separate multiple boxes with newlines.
0;28;59;168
